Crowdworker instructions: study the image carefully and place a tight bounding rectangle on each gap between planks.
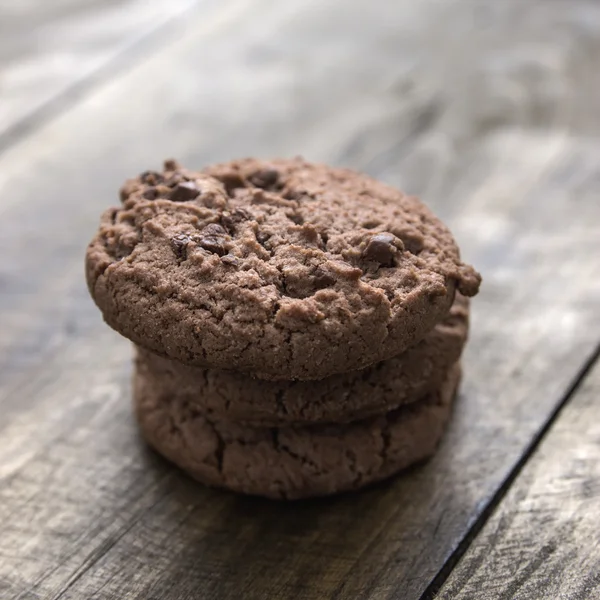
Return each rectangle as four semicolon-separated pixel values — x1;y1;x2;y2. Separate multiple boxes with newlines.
419;341;600;600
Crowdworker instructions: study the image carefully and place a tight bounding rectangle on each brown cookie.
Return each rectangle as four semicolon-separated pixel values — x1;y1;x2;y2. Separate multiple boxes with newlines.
135;294;469;426
133;363;461;500
87;158;480;380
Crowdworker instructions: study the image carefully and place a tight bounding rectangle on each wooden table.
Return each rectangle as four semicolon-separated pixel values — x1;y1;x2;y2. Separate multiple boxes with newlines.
1;1;599;598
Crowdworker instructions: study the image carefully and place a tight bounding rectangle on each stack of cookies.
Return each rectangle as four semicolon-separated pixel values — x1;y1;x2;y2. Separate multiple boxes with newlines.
86;158;480;499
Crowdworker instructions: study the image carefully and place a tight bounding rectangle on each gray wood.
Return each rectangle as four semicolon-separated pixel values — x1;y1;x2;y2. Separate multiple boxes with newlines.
0;0;203;149
436;357;600;600
1;0;600;598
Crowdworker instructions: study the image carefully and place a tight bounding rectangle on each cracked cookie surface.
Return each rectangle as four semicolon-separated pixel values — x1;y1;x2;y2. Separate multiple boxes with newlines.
136;294;469;426
87;158;480;380
134;363;461;499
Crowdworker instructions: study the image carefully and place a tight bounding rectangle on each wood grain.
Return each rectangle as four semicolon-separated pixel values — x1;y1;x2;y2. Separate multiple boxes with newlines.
0;0;204;150
1;0;600;598
436;356;600;600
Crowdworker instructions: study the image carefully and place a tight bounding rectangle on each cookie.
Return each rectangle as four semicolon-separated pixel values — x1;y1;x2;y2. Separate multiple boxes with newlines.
87;158;480;380
133;363;461;500
135;294;469;425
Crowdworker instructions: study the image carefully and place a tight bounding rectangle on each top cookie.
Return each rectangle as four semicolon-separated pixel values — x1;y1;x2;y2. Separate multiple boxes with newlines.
86;158;480;380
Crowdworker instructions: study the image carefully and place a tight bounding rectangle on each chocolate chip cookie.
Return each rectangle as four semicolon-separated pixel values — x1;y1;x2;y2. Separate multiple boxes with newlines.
87;158;480;380
134;362;461;499
135;294;469;425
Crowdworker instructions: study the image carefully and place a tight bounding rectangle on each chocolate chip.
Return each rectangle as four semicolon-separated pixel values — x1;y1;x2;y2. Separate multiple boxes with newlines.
256;230;271;249
249;168;279;189
362;233;401;267
170;181;200;202
202;223;227;236
164;159;180;171
193;223;229;256
142;188;158;200
222;208;252;232
234;207;252;220
171;234;191;259
140;171;164;185
195;235;227;256
282;189;301;200
221;254;240;267
288;213;304;225
221;215;239;233
313;268;336;289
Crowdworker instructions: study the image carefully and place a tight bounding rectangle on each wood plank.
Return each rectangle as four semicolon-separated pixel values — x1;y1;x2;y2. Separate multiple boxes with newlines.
0;0;202;150
436;355;600;600
1;0;600;598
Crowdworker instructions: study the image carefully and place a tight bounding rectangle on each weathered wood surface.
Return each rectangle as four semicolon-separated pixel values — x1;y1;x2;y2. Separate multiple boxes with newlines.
0;0;203;150
437;357;600;600
1;0;600;598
